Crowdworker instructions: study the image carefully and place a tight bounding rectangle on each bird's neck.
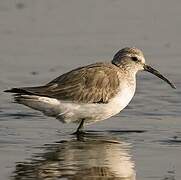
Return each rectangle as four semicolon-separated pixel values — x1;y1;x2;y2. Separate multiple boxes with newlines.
118;68;137;88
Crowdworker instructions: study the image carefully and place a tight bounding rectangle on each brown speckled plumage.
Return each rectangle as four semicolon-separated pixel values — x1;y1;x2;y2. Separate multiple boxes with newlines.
8;63;121;103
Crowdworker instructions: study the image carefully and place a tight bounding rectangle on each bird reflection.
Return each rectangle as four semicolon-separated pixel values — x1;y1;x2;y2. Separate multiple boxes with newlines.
13;134;136;180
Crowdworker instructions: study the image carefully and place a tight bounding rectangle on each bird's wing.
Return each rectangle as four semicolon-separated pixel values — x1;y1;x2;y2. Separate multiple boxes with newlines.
5;63;120;103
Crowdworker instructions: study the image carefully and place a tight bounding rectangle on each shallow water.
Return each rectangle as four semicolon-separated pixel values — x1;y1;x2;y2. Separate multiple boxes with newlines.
0;0;181;179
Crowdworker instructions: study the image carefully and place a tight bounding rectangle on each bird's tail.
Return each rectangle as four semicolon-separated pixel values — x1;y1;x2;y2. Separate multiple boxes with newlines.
14;95;61;117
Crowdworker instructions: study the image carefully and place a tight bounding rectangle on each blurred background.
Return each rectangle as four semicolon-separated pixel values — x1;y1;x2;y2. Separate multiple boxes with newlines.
0;0;181;179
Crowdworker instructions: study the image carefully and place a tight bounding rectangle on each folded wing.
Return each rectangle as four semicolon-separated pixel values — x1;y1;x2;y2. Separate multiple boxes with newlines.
5;63;120;103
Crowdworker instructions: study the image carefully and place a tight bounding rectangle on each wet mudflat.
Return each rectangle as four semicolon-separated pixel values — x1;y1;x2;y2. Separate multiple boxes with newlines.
0;0;181;179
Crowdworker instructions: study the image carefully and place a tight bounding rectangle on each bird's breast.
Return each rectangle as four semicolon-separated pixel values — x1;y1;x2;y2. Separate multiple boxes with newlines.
108;83;136;112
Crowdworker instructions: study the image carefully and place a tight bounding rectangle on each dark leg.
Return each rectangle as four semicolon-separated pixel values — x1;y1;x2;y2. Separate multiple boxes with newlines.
73;119;85;135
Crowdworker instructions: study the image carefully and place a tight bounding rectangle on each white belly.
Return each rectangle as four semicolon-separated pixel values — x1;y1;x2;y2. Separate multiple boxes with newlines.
56;85;135;124
18;85;135;124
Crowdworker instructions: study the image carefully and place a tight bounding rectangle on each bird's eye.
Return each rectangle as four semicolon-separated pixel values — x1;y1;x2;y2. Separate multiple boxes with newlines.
132;57;138;62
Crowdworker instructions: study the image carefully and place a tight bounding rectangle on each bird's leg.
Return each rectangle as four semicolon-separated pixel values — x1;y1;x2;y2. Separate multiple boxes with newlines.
73;119;85;135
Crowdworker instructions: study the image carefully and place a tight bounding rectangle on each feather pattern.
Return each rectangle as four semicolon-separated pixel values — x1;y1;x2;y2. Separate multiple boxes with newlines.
6;63;121;104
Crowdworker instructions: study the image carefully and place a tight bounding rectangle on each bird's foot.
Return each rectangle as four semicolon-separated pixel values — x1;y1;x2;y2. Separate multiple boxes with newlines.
72;129;86;135
72;130;86;141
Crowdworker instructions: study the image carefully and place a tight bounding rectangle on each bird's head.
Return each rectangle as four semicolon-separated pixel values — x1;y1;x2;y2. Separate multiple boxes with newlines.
112;47;176;89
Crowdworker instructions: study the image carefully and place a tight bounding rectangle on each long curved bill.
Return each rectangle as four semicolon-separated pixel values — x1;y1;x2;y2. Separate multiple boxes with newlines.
144;64;176;89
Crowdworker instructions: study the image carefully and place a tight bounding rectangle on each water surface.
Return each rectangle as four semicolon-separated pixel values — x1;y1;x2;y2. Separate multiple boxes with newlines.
0;0;181;179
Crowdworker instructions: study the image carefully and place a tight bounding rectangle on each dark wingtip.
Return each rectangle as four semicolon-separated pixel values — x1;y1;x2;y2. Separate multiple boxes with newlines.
4;87;38;96
4;88;18;93
4;88;29;94
4;89;13;93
